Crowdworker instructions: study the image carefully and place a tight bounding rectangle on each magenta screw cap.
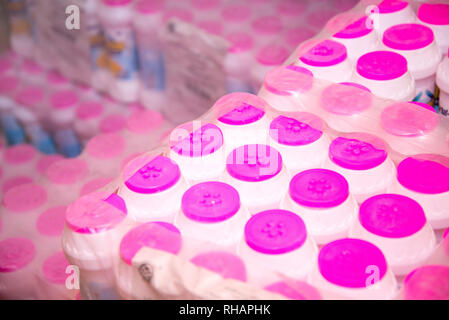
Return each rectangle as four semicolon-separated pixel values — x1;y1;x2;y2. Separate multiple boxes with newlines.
226;144;283;182
269;115;323;146
171;124;223;157
378;0;409;14
299;39;347;67
65;192;127;234
190;251;247;282
289;169;349;208
383;24;434;50
244;209;307;255
318;238;387;288
218;102;265;125
359;194;426;238
397;157;449;194
329;137;387;170
120;222;182;265
356;51;408;80
418;3;449;26
334;16;373;39
181;181;240;223
125;156;181;194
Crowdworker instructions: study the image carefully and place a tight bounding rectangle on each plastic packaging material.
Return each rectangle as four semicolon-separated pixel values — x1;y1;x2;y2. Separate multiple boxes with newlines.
381;23;441;103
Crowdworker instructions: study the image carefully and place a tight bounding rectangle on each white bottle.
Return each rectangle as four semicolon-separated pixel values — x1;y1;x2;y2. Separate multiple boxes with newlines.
85;0;110;92
99;0;140;103
133;0;166;109
437;49;449;111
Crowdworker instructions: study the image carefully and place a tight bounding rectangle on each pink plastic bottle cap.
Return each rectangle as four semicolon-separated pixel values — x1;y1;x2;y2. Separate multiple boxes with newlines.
3;183;47;213
66;192;127;233
22;60;43;74
36;205;67;236
397;157;449;194
218;102;265;125
334;16;373;39
182;181;240;223
120;222;182;265
0;76;19;94
404;265;449;299
15;86;44;107
380;102;439;137
191;0;220;10
377;0;409;14
163;8;194;23
76;101;104;120
270;115;322;146
264;282;306;300
126;109;163;134
86;133;126;159
329;137;387;170
318;238;387;288
42;252;71;285
2;176;33;193
321;82;372;116
0;238;35;272
80;177;113;196
99;114;127;133
252;16;283;35
46;158;88;185
299;40;347;67
289;169;349;208
256;45;289;66
285;28;315;49
410;101;436;113
221;4;251;22
356;51;408;80
135;0;164;13
4;144;36;164
264;66;314;96
47;71;69;85
383;24;434;50
245;209;307;254
276;0;305;16
226;33;254;53
197;21;223;36
102;0;132;6
226;144;283;182
418;3;449;25
125;156;181;194
191;251;247;281
36;154;63;175
444;228;449;239
50;90;79;109
360;194;426;238
171;123;223;157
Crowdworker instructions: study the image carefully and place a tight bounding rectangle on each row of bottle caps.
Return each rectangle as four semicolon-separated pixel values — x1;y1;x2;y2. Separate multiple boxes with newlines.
56;91;449;299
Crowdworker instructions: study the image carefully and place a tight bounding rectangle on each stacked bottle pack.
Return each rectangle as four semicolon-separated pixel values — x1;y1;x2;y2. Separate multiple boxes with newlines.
0;100;173;299
53;87;449;300
279;0;449;114
6;0;358;106
0;50;159;157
